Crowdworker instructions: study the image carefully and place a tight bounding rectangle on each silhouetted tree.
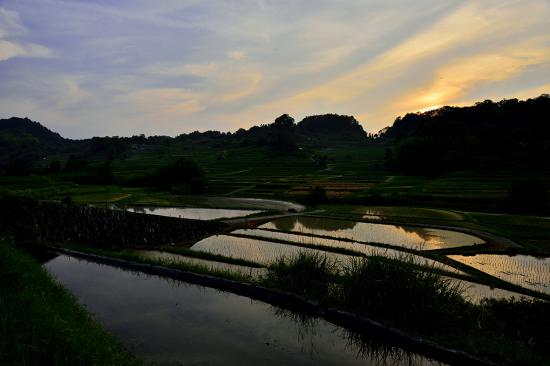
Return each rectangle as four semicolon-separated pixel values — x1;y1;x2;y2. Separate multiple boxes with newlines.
149;158;206;194
269;114;298;154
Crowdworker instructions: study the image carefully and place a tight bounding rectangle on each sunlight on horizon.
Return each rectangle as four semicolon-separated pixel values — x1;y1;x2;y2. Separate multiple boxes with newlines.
0;1;549;137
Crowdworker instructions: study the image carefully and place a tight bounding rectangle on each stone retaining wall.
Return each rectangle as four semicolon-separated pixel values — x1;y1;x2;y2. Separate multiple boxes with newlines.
0;197;227;248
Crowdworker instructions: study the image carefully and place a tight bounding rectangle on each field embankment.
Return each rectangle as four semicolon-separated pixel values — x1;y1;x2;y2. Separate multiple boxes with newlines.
0;236;140;365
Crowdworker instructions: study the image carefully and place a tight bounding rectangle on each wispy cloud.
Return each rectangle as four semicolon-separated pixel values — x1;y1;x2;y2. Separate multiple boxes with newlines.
0;0;549;137
0;7;52;61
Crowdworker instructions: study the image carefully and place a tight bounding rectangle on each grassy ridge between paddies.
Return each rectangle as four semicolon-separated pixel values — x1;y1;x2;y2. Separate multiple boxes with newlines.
264;253;550;366
0;236;140;366
52;241;549;366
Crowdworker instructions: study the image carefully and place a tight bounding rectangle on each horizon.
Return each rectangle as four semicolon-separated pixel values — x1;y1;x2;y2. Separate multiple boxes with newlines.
1;1;549;139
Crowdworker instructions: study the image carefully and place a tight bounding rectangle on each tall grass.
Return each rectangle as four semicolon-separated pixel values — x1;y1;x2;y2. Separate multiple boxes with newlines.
0;236;140;365
263;251;550;365
264;252;337;299
338;256;466;332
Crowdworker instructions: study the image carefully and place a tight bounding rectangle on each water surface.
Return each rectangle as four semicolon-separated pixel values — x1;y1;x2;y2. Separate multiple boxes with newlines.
356;207;464;221
191;235;353;268
231;229;465;274
448;254;550;295
44;255;442;366
127;206;262;220
442;276;534;304
133;249;267;278
260;217;484;250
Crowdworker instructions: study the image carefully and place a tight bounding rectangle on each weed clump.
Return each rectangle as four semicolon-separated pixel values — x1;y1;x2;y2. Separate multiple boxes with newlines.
264;252;336;299
338;256;467;333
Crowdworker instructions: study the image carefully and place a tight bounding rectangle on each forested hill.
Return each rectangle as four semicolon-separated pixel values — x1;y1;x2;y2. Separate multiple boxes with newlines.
296;114;367;140
0;117;66;148
381;94;550;172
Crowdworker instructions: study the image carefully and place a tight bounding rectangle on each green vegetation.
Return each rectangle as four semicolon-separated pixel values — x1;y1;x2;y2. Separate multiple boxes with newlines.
263;253;550;366
263;252;336;298
1;95;550;364
0;237;140;366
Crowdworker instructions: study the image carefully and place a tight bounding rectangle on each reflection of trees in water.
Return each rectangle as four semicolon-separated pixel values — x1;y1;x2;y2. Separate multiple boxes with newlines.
273;217;357;231
397;226;437;242
271;306;440;366
344;330;442;366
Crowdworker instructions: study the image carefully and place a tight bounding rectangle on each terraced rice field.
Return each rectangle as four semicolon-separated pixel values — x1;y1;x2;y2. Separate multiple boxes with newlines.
133;250;266;277
231;229;465;274
355;207;464;221
259;217;485;250
126;206;262;220
191;235;354;269
441;276;534;304
447;254;550;295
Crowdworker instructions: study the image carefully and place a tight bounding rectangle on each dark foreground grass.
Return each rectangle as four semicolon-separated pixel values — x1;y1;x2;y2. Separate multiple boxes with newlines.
0;237;141;366
263;253;550;366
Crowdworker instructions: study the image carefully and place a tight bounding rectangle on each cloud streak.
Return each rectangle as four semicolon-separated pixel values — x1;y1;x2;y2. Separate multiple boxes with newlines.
0;1;549;137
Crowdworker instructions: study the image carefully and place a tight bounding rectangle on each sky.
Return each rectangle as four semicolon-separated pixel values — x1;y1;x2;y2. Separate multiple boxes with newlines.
0;0;549;138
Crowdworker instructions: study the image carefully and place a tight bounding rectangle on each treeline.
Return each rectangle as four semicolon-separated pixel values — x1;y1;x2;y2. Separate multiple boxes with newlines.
59;156;206;194
382;94;550;173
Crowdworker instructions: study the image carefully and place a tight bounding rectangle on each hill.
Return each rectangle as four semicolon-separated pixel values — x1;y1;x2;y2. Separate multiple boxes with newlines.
296;114;368;142
0;117;66;148
381;94;550;172
0;117;77;174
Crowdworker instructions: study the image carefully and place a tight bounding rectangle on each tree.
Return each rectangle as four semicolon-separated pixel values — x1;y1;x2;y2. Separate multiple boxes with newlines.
269;114;298;154
150;158;206;193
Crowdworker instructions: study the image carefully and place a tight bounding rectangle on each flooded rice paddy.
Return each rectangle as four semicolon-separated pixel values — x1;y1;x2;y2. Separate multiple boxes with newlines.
126;206;262;220
230;229;465;274
44;255;443;366
447;254;550;295
133;250;266;278
259;216;485;250
356;207;464;221
441;276;534;304
191;235;354;268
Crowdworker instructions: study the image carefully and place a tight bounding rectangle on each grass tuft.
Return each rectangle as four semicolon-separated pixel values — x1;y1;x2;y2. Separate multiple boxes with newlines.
0;236;140;366
264;251;337;299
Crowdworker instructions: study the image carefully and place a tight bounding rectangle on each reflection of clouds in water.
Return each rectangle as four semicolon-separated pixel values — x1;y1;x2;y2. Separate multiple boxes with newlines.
192;235;352;267
262;217;483;250
273;216;357;231
220;230;466;275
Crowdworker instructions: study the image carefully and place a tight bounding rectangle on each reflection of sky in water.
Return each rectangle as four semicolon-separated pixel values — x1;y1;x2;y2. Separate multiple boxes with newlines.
231;230;464;274
261;217;484;250
132;250;266;278
191;234;462;273
192;235;353;268
126;207;262;220
441;276;534;304
448;254;550;295
358;207;463;221
44;255;442;366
